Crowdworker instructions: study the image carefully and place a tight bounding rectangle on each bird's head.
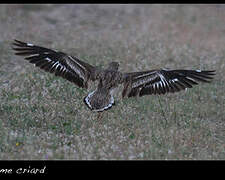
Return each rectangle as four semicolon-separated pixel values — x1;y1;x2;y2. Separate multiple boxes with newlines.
107;62;119;71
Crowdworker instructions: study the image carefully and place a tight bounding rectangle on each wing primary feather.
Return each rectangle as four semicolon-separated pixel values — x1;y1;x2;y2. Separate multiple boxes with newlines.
12;40;97;88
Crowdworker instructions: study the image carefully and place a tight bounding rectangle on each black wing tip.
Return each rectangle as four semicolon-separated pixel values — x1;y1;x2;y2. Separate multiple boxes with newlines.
14;39;22;43
196;70;216;81
12;39;28;49
200;70;216;75
13;39;24;44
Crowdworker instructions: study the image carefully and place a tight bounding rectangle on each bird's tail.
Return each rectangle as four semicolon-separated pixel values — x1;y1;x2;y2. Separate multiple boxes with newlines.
83;89;115;112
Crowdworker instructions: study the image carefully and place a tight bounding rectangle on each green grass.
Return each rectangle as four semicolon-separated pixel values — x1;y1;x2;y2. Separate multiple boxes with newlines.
0;4;225;159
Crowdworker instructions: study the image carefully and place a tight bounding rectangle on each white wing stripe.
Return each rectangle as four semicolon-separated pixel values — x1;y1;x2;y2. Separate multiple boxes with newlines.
133;71;157;79
156;82;159;89
55;63;60;69
52;61;59;68
160;78;166;87
67;56;85;80
26;43;34;46
68;55;85;71
186;77;197;82
158;72;169;88
172;78;178;83
159;81;163;88
27;54;40;58
45;57;52;62
153;83;156;90
60;65;66;72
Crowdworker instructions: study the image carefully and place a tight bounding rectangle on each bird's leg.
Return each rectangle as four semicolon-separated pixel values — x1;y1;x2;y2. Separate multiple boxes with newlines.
97;112;104;120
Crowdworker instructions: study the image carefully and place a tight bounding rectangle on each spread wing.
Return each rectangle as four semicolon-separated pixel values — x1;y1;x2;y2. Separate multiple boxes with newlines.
122;69;215;98
12;39;98;89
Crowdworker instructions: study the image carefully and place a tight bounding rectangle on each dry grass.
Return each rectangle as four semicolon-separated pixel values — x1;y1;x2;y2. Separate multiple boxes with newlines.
0;4;224;159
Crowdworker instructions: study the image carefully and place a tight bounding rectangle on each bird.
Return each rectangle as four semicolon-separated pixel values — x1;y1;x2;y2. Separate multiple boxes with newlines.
12;39;215;113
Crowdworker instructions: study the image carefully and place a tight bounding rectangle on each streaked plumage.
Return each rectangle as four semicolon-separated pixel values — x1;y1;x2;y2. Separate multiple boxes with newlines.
12;40;215;112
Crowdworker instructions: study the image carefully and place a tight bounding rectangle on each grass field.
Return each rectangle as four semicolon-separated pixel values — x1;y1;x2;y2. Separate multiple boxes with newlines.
0;4;224;159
